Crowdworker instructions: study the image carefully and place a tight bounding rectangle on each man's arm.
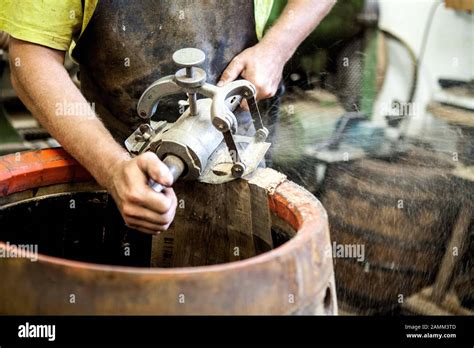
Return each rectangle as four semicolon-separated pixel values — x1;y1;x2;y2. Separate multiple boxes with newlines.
9;38;176;234
219;0;336;99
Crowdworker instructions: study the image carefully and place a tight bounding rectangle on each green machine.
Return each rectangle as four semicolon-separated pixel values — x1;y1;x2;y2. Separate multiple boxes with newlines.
266;0;378;116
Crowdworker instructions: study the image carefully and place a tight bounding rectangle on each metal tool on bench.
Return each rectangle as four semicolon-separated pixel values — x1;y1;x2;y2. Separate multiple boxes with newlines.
125;48;270;192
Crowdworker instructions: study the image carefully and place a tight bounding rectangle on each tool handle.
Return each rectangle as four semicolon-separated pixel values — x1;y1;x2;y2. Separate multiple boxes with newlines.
148;179;165;193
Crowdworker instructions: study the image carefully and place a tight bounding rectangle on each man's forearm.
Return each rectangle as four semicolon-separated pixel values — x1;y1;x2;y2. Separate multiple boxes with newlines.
9;39;130;188
260;0;336;62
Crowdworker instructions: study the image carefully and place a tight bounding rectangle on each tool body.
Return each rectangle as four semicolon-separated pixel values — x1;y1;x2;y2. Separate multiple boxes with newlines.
125;48;270;191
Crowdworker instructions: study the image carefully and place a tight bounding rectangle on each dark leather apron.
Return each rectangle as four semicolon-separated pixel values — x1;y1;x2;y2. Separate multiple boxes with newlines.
73;0;258;143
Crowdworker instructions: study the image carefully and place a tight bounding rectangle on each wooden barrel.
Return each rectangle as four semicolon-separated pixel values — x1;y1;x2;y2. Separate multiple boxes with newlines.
452;166;474;310
320;147;458;314
0;148;337;315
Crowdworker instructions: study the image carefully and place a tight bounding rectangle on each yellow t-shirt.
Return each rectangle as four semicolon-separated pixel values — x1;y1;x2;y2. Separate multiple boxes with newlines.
0;0;273;54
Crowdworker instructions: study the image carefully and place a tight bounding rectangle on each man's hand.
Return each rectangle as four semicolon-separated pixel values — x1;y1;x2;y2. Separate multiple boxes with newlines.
218;42;285;100
218;0;335;99
9;38;178;235
108;152;177;235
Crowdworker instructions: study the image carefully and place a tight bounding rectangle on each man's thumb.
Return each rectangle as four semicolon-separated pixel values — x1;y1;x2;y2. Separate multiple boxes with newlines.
138;152;173;187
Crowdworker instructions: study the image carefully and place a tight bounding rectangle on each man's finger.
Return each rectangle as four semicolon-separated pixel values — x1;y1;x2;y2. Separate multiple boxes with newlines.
141;187;174;214
126;205;175;226
218;57;244;86
126;217;167;234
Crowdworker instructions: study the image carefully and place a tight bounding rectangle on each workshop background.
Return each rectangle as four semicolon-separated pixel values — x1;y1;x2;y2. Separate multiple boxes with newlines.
0;0;473;315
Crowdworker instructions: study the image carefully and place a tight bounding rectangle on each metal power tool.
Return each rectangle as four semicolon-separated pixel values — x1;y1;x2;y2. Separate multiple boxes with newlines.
125;48;270;191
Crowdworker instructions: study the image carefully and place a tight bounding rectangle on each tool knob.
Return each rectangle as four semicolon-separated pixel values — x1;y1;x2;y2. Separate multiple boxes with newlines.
173;48;207;88
172;48;205;68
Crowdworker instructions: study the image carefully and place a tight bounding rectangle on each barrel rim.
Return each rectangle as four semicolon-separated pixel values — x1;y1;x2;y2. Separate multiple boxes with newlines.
0;148;329;275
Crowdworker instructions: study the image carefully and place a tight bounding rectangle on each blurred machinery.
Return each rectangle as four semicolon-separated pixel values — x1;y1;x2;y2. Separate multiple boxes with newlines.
271;0;469;184
270;0;393;188
267;0;473;315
